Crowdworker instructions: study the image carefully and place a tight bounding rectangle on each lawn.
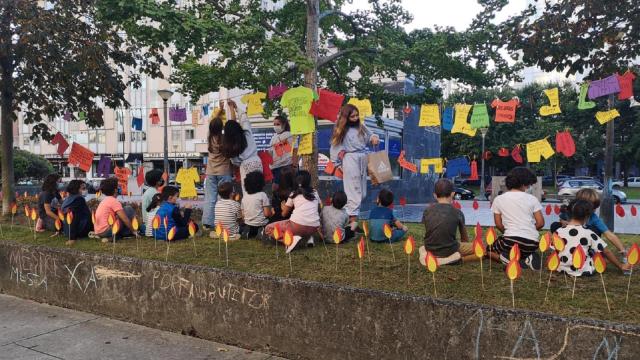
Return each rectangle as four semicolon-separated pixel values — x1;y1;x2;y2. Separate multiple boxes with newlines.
3;221;640;326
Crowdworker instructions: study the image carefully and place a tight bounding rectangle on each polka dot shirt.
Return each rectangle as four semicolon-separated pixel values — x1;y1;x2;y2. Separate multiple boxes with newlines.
555;225;607;277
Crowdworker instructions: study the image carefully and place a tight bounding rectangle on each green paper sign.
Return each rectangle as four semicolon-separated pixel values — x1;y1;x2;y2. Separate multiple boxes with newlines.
470;103;490;129
578;82;596;110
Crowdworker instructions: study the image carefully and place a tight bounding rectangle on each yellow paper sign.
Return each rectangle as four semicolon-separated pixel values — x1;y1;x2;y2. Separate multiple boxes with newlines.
526;138;555;163
595;109;620;125
420;158;443;174
298;133;313;155
451;104;476;137
539;88;561;116
419;104;440;127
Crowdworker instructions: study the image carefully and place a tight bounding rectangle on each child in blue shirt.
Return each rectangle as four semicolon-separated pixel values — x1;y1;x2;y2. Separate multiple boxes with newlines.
368;189;407;243
154;186;197;241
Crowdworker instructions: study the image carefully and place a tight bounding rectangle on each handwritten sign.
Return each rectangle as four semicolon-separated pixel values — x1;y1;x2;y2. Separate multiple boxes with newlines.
419;104;440;127
578;82;596;110
526;138;555;163
588;75;620;100
398;150;417;173
68;143;94;172
595;109;620;125
420;158;443;174
297;133;313;155
451;104;476;137
491;98;520;123
539;88;561;116
469;103;490;129
114;167;131;195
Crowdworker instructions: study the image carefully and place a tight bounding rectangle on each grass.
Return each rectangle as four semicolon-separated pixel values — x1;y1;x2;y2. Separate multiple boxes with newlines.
3;221;640;325
468;185;640;201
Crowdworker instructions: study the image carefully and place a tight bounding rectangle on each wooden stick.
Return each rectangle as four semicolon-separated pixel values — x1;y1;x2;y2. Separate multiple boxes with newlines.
136;234;139;253
359;259;363;286
539;253;545;287
191;236;197;257
112;234;116;255
480;260;485;291
388;239;395;262
432;272;437;297
274;236;277;259
321;234;329;257
288;253;293;276
225;241;229;267
488;248;492;273
626;267;634;304
335;243;339;271
407;255;411;285
600;273;611;313
544;271;553;303
510;280;515;308
154;232;157;249
165;240;170;262
11;214;14;231
571;275;577;299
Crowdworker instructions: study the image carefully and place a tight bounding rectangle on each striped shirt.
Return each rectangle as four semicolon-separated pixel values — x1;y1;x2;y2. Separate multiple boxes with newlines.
215;198;242;235
145;208;158;237
490;235;539;264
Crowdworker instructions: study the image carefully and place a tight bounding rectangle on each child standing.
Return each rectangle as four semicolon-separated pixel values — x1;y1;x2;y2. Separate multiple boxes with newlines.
556;200;630;275
320;191;354;243
154;186;197;241
418;179;472;266
213;181;242;240
330;104;379;231
269;115;293;192
144;193;162;237
241;171;274;238
490;167;544;269
265;170;320;251
369;189;408;243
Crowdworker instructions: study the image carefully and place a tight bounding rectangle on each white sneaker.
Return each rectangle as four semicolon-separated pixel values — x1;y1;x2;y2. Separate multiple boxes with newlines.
287;235;302;254
306;236;315;247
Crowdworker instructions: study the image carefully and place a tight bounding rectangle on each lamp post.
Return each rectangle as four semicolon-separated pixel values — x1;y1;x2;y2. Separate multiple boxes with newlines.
157;89;174;175
480;127;488;200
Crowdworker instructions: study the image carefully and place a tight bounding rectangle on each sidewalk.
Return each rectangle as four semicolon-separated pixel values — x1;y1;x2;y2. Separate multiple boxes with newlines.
0;294;285;360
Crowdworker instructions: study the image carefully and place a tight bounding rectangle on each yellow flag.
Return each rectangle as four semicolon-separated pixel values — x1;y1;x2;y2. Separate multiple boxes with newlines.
419;104;440;127
539;88;561;116
451;104;476;137
595;109;620;125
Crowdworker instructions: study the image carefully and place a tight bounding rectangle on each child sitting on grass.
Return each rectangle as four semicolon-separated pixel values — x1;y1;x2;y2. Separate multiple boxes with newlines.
144;193;162;238
265;170;320;251
212;181;242;241
556;200;630;275
154;186;197;241
93;177;137;242
418;179;472;266
321;190;354;243
490;167;544;270
368;189;407;243
60;180;92;245
241;171;274;239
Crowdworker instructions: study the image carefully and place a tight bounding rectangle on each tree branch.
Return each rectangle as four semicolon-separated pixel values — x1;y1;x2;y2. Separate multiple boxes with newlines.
318;47;375;68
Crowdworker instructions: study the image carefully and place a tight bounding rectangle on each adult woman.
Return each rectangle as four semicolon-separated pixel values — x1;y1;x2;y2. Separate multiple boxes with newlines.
202;101;232;229
36;173;62;232
221;100;262;194
268;115;293;191
329;104;379;230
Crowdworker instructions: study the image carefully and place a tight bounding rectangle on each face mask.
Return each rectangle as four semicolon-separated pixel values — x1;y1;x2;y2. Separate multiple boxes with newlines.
81;189;88;196
274;125;284;134
347;120;359;128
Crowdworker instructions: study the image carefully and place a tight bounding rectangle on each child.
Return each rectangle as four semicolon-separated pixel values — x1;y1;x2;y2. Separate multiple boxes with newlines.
269;115;293;192
60;180;92;245
320;190;354;243
330;104;380;231
553;188;628;259
241;171;274;239
144;193;162;237
418;179;472;266
94;177;137;242
270;166;296;223
142;169;165;224
265;170;320;251
203;104;232;230
556;200;630;276
36;173;62;232
154;186;197;241
490;167;544;269
368;189;407;243
213;181;242;240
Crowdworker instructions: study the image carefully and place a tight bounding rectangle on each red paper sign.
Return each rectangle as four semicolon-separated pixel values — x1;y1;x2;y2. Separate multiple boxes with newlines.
309;88;345;122
136;167;145;187
398;151;417;173
68;143;94;172
50;132;69;156
114;167;131;195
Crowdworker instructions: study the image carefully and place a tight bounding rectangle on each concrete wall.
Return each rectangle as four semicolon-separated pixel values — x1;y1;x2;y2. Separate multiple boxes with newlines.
1;241;639;360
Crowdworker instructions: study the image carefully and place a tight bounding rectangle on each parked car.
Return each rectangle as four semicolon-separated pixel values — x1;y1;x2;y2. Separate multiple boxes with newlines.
557;180;627;203
485;183;546;201
453;187;475;200
542;175;571;187
626;177;640;188
459;176;492;187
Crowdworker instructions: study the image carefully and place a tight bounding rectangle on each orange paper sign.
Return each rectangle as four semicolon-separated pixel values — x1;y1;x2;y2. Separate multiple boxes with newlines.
68;143;94;172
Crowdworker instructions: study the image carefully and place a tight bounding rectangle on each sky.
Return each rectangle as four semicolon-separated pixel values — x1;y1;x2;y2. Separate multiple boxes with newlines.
343;0;530;32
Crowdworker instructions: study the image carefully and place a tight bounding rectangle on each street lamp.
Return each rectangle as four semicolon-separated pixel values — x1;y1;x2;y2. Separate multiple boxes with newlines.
157;89;174;175
479;127;488;200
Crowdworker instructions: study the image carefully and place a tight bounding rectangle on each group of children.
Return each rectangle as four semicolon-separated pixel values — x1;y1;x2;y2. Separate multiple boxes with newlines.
419;167;632;277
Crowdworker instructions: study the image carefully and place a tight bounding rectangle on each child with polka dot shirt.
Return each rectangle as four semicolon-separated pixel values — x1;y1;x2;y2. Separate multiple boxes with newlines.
555;200;630;276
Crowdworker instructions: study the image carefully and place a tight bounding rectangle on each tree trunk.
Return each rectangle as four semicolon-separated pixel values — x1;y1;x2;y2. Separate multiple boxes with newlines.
303;0;320;187
600;96;615;231
0;1;16;216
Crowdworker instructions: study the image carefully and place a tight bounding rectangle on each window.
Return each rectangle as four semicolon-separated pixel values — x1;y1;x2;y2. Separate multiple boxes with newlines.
185;129;195;140
172;129;182;142
23;137;29;146
118;132;125;142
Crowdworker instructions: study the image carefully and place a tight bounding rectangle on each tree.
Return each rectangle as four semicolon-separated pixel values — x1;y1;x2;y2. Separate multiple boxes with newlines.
104;0;515;184
0;0;163;214
499;0;640;229
1;150;54;181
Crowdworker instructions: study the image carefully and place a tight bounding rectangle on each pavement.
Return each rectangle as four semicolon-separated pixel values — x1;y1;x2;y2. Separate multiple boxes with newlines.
0;294;285;360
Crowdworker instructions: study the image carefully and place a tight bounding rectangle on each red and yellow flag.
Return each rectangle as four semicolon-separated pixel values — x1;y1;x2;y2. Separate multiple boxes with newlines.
628;243;640;266
24;205;30;217
485;226;496;246
167;226;177;241
272;224;281;240
57;209;65;221
473;238;485;258
593;252;606;274
30;208;37;221
65;211;74;226
506;259;521;280
152;215;161;230
362;221;369;238
188;221;197;237
404;236;415;255
283;229;294;247
333;228;344;244
215;222;223;237
131;217;139;231
54;219;62;231
547;252;560;271
552;233;565;252
163;216;169;230
509;243;521;261
383;223;392;239
425;251;438;273
357;237;365;259
475;222;482;240
539;232;551;252
112;219;121;235
572;246;586;270
10;203;17;215
107;213;115;226
222;228;230;243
